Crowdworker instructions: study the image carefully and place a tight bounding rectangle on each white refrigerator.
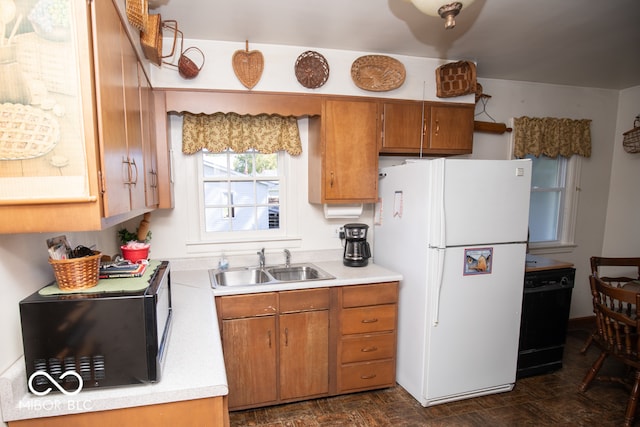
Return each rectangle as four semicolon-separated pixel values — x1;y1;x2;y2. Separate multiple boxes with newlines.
373;158;532;406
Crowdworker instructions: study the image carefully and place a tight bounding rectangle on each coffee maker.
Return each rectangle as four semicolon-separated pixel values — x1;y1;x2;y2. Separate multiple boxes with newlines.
342;223;371;267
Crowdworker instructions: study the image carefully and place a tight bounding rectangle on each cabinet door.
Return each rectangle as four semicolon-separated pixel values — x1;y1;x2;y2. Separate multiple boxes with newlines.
92;0;128;217
222;316;277;409
139;65;159;208
323;99;379;203
425;104;474;154
380;101;423;154
279;310;329;401
122;34;145;210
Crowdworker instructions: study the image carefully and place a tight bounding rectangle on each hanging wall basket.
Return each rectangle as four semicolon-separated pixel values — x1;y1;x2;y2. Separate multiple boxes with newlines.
622;116;640;153
232;41;264;90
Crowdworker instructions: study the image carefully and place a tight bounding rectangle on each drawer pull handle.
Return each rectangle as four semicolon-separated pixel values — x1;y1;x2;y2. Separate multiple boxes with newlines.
361;318;379;323
360;374;377;380
361;346;378;353
284;327;289;346
268;330;272;348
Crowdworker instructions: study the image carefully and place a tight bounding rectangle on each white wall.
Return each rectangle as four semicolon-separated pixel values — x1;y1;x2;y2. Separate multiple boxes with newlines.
602;86;640;255
0;38;626;378
471;79;620;319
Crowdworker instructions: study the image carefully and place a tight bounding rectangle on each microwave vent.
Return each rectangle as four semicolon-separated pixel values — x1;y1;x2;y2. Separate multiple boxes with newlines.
93;355;106;380
31;354;107;389
79;356;92;381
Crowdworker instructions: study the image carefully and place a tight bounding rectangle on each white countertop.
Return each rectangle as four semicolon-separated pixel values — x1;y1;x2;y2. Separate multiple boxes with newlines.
0;280;228;422
0;260;401;423
174;260;403;296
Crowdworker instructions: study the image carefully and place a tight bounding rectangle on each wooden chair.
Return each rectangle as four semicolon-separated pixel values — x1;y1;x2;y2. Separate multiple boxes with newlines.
580;275;640;427
580;257;640;354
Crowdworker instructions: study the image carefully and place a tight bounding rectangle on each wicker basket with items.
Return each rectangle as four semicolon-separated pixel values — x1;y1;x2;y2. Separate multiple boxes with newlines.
622;116;640;154
46;236;101;291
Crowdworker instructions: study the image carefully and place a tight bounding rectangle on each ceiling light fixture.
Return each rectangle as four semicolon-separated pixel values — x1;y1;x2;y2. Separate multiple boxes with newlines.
408;0;475;29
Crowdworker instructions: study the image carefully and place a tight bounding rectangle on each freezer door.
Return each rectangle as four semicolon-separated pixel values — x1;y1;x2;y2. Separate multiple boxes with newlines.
429;159;532;248
423;243;526;404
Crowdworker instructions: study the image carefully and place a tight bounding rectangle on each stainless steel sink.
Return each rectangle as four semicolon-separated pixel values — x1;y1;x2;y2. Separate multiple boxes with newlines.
211;268;272;287
267;265;332;281
209;263;334;288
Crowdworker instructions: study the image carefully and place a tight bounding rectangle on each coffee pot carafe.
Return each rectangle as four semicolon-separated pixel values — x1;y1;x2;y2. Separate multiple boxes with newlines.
342;223;371;267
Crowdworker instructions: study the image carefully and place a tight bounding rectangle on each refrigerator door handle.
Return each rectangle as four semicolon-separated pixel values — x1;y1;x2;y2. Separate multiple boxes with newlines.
431;248;446;326
429;158;447;249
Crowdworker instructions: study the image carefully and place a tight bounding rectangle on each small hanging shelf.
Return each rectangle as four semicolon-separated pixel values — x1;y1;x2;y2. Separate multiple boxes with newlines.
473;93;512;134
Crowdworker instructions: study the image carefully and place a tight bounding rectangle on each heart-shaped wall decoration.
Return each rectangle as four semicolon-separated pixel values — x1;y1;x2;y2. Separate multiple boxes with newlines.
232;41;264;90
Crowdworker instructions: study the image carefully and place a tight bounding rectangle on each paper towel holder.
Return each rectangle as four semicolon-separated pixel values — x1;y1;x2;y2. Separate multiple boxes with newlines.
323;204;363;219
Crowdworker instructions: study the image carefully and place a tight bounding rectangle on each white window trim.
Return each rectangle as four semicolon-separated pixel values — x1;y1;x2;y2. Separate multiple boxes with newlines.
182;118;305;255
509;131;581;255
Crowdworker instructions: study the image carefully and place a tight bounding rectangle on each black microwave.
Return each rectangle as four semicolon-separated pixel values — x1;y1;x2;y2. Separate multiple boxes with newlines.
19;261;172;393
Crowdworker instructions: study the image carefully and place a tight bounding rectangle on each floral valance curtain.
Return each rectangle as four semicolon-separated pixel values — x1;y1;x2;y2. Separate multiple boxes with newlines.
513;117;592;158
182;112;302;156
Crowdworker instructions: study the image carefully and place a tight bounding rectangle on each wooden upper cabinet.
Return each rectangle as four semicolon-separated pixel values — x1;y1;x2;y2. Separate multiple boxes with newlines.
379;100;424;154
0;0;155;233
309;98;380;204
423;103;474;155
93;0;146;217
139;66;159;208
379;100;474;156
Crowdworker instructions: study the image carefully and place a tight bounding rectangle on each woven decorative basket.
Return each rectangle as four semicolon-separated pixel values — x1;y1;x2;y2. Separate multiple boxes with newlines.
295;51;329;89
351;55;405;92
623;118;640;153
140;16;178;67
49;251;101;291
126;0;148;31
178;47;205;79
232;41;264;89
436;60;477;98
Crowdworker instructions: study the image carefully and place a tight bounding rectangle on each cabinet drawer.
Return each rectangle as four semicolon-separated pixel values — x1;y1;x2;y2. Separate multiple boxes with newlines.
279;288;330;313
342;282;398;308
218;293;277;319
341;305;396;335
341;333;395;363
338;360;395;392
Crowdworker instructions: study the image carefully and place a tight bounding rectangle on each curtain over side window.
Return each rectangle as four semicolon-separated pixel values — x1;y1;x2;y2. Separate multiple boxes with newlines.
513;117;591;158
181;112;302;156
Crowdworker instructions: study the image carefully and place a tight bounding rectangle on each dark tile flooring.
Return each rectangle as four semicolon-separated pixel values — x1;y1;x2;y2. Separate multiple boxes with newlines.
230;327;635;426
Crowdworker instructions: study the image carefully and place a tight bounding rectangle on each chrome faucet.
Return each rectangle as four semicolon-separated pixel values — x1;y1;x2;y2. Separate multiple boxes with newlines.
284;249;291;268
257;248;265;268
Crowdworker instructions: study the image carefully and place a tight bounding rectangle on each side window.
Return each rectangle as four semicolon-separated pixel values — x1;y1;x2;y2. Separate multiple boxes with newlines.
526;154;580;249
202;150;281;234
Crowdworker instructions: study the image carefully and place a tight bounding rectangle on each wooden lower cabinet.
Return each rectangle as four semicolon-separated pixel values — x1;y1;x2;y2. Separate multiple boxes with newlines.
336;282;399;393
279;310;329;400
217;289;330;410
216;282;399;411
8;396;229;427
222;316;278;408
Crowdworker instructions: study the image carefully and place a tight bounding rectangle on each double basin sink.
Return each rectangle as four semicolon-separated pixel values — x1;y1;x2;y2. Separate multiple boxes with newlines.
209;263;335;288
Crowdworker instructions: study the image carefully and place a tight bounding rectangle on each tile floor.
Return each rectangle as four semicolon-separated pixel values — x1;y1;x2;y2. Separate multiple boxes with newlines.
230;327;634;426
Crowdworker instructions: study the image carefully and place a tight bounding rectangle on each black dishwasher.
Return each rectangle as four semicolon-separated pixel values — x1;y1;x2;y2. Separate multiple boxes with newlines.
517;267;575;378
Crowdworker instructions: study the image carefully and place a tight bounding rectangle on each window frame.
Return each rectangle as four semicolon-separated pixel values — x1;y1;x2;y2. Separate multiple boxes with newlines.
181;115;305;255
526;154;581;254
